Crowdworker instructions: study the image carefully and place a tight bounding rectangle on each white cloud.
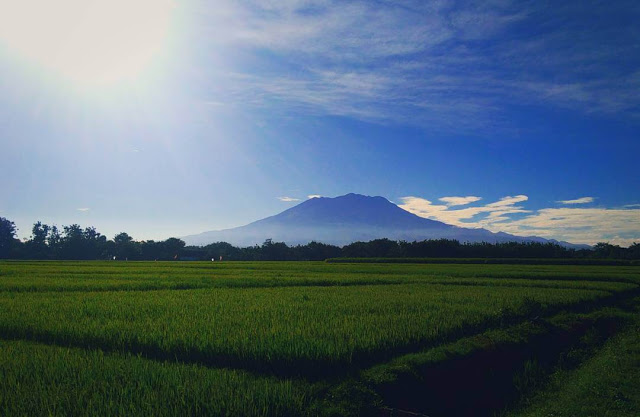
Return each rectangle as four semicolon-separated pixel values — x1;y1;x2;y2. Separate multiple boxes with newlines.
399;194;640;246
557;197;594;205
399;195;530;229
307;194;322;199
439;196;482;206
77;208;90;212
495;207;640;247
278;196;300;202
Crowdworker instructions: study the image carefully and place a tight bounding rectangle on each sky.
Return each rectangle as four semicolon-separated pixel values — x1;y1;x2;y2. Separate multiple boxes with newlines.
1;0;639;246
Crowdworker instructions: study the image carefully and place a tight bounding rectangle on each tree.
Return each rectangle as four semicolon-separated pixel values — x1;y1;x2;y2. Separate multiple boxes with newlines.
113;232;139;260
162;238;185;260
200;241;239;260
83;227;107;259
47;226;61;258
297;241;342;260
0;217;19;259
261;238;290;260
593;242;622;259
58;224;84;259
26;221;51;259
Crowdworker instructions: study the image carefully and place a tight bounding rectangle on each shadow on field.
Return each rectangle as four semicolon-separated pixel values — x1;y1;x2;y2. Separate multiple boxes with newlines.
370;310;628;417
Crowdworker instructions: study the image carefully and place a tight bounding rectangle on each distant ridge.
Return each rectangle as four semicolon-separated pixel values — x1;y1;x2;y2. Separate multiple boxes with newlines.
183;193;587;248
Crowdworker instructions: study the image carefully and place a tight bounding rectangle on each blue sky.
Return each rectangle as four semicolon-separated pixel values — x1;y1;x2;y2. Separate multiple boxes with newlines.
1;0;639;246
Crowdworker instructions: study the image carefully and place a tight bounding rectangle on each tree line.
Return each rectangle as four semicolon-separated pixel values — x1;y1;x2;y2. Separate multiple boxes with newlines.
1;217;639;261
0;218;185;261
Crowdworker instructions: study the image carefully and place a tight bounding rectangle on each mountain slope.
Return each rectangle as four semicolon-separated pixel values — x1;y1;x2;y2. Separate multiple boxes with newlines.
183;194;582;247
255;193;448;228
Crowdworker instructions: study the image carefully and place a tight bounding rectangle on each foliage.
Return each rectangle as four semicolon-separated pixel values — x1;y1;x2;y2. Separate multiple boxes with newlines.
0;217;20;259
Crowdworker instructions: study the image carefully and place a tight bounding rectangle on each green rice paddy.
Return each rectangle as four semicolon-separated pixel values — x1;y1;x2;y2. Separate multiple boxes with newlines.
0;261;638;416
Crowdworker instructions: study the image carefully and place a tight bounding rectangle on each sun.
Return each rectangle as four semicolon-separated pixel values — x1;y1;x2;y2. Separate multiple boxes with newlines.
0;0;175;86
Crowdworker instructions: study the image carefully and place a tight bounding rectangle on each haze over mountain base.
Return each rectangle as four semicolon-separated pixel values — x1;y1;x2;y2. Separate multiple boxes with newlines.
183;194;587;248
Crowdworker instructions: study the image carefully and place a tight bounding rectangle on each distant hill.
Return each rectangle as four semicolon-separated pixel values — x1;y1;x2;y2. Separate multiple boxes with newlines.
183;193;587;248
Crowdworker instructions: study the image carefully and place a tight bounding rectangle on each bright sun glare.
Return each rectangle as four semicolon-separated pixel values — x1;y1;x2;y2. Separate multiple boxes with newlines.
0;0;174;85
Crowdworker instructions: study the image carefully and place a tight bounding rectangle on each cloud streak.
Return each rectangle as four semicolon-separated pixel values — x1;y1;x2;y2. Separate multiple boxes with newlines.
399;195;640;246
439;196;482;206
557;197;595;205
278;196;300;202
192;0;640;131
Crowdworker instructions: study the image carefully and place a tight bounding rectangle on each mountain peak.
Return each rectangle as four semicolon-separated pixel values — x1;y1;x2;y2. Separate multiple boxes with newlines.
309;193;388;201
268;193;433;228
339;193;389;202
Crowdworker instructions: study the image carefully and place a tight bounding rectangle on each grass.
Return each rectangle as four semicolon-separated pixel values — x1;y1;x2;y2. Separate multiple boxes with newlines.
0;340;314;417
1;261;639;292
334;305;636;417
0;284;618;375
327;257;640;266
509;300;640;417
0;260;638;415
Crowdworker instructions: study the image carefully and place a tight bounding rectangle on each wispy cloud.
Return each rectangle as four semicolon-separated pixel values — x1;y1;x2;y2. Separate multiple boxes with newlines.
557;197;595;205
399;195;640;246
485;195;528;208
76;208;90;212
278;196;300;202
192;0;640;131
307;194;322;199
439;196;482;206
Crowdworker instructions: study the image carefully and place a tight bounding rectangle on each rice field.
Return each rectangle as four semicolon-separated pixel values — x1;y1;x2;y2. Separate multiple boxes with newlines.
0;260;638;416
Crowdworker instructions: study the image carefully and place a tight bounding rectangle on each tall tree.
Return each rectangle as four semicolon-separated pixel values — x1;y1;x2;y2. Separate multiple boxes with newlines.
113;232;138;260
162;237;185;260
0;217;19;259
47;226;62;258
83;227;107;259
27;221;51;259
60;224;85;259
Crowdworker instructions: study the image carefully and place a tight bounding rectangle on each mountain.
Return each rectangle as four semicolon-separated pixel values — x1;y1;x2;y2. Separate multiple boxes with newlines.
183;193;585;248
